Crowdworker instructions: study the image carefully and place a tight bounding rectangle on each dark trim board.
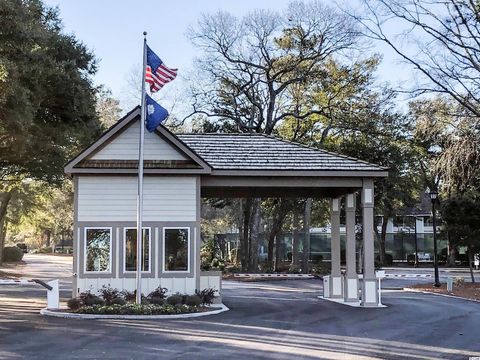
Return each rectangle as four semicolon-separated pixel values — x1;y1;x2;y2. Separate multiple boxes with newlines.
201;186;360;198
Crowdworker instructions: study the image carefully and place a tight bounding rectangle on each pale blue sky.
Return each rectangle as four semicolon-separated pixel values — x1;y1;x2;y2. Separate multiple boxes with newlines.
44;0;412;114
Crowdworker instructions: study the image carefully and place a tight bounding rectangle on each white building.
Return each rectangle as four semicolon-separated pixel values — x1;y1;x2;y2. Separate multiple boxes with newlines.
65;107;388;307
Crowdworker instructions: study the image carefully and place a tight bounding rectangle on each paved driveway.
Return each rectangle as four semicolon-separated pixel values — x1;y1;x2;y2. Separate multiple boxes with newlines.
0;255;479;359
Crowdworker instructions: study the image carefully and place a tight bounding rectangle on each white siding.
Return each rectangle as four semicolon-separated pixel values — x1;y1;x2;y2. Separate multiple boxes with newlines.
78;176;197;222
91;121;187;160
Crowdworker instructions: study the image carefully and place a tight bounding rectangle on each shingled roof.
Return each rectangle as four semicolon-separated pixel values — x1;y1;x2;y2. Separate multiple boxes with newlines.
177;133;386;172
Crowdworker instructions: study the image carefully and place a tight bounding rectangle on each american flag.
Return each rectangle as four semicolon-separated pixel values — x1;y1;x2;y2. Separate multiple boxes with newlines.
145;45;177;92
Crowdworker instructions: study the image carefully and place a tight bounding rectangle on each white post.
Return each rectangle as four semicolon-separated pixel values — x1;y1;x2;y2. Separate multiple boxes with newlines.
47;280;59;309
376;270;385;306
136;32;148;304
330;197;343;298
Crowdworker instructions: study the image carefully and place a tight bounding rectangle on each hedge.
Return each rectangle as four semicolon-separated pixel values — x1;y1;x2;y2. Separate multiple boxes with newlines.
2;246;24;262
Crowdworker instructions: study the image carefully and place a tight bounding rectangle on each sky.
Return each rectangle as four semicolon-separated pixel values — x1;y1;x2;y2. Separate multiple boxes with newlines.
43;0;413;115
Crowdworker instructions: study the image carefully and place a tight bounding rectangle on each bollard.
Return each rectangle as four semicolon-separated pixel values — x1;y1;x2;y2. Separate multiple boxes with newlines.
323;275;331;298
376;270;385;306
446;277;453;292
46;279;59;309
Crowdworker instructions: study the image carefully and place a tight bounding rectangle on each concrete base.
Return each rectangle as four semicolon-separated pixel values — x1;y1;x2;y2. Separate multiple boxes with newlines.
318;296;386;308
361;278;379;307
344;276;359;302
330;276;343;298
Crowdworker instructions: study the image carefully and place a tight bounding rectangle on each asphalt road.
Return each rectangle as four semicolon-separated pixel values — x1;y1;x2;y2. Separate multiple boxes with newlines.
0;255;479;360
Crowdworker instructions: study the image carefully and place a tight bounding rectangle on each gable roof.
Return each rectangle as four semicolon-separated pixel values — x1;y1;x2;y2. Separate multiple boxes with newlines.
178;133;386;173
64;107;211;174
65;107;387;177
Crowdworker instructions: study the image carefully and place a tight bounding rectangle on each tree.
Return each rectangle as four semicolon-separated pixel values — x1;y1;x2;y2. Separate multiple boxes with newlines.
188;1;362;271
187;1;360;134
0;0;101;262
441;194;480;282
355;0;480;118
96;87;122;128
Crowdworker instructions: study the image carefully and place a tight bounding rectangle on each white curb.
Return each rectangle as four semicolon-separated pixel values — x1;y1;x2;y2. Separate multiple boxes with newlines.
40;303;229;320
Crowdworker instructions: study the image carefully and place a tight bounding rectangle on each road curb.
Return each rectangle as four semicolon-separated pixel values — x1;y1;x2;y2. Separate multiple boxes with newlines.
403;288;480;304
40;303;229;320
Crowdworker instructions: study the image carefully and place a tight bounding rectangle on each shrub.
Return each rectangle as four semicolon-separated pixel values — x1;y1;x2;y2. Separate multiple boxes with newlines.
225;264;241;274
78;290;96;303
2;246;24;262
166;294;183;306
121;290;148;303
75;303;198;315
311;254;323;262
37;247;52;254
121;290;136;302
288;264;301;274
196;288;216;305
453;277;465;287
407;254;416;264
184;295;202;307
84;295;105;306
99;285;121;305
110;297;126;306
67;297;83;310
148;296;165;305
148;287;168;300
259;262;274;274
375;254;393;266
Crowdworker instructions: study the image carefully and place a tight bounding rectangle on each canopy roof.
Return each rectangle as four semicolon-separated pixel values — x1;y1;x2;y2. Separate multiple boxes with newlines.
178;133;384;172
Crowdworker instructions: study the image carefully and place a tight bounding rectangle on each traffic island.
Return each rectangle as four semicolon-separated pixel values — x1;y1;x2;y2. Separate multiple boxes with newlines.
40;303;229;319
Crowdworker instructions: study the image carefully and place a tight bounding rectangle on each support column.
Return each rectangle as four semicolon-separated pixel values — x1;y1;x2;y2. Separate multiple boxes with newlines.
330;197;343;298
361;179;379;306
344;193;359;302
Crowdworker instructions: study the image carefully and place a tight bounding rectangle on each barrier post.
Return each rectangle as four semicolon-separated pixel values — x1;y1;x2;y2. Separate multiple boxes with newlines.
46;279;59;309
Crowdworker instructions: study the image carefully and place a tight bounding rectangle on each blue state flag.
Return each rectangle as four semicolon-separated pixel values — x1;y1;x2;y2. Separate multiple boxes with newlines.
145;94;169;132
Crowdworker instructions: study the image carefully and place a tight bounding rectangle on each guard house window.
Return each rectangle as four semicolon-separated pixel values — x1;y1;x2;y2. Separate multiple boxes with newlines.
85;228;111;272
124;228;150;272
164;228;189;272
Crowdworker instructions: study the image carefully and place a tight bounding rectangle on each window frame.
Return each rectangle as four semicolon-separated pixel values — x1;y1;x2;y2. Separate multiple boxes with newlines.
162;226;190;273
123;226;152;273
84;227;113;274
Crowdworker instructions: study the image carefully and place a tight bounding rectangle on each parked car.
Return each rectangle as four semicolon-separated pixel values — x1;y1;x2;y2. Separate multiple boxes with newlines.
16;243;28;253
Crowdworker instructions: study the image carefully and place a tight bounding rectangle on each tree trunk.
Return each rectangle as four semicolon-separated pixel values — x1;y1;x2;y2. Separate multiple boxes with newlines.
467;246;475;283
379;214;389;265
447;242;456;267
274;233;281;271
241;198;252;271
291;208;300;268
302;198;312;273
0;192;12;266
249;198;261;272
267;199;289;267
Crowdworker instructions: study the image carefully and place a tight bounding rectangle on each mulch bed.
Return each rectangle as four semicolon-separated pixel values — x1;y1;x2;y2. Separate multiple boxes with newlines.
407;283;480;301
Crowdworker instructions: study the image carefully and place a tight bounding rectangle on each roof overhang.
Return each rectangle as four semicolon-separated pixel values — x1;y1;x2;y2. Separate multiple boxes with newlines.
200;175;375;198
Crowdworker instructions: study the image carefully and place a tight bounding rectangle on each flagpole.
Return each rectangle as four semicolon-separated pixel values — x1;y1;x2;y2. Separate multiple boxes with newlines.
136;31;148;305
